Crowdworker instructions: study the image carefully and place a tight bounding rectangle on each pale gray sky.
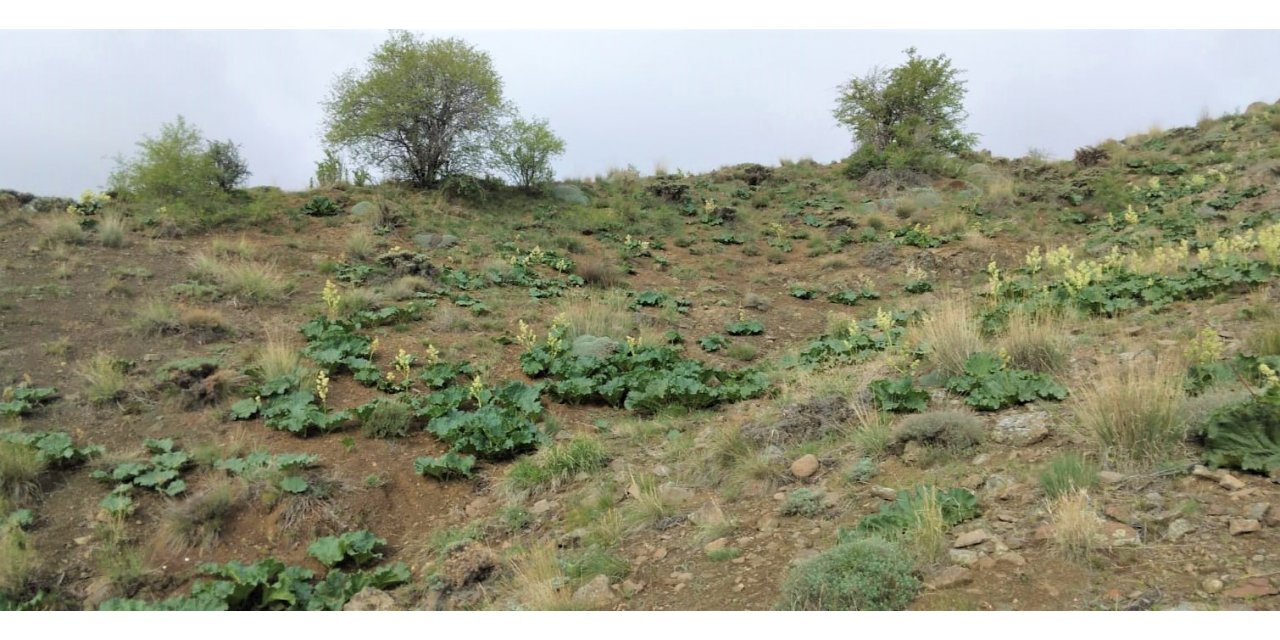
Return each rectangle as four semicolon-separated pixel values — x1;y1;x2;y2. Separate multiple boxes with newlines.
2;30;1278;196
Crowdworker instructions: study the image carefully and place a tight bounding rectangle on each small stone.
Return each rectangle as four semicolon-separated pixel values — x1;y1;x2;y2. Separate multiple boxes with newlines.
925;566;973;590
530;499;556;515
465;497;489;518
975;556;997;571
704;538;729;553
1191;465;1220;480
658;483;695;506
73;536;91;546
790;454;820;479
1219;474;1246;491
1244;503;1270;521
1098;471;1125;485
732;583;745;592
572;575;616;609
1201;578;1223;594
689;501;728;528
871;486;898;501
343;587;395;611
1164;518;1195;542
671;572;693;583
1266;505;1280;528
652;464;670;477
757;517;778;533
558;528;588;548
971;453;991;466
620;580;645;597
652;547;669;560
1101;521;1140;547
948;549;979;567
995;552;1026;567
1224;577;1280;598
953;530;990;548
1229;519;1261;535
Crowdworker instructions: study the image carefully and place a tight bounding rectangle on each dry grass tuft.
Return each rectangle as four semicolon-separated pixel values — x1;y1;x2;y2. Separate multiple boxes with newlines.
510;544;578;610
575;257;626;289
36;213;86;248
558;292;636;341
79;351;128;405
1000;309;1068;374
155;477;246;553
98;212;127;248
1048;489;1103;560
916;296;984;378
1075;356;1185;470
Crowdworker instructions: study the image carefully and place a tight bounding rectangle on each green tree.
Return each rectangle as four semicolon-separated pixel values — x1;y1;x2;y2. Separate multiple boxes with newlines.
322;32;506;189
206;139;251;191
833;47;977;178
108;116;250;204
491;116;566;191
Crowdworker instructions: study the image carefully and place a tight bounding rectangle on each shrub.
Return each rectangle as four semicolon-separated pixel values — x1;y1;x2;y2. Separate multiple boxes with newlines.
357;398;414;439
777;538;920;610
868;375;929;413
1076;358;1185;469
1073;146;1109;168
892;410;984;452
491;116;566;191
1201;386;1280;475
107;115;248;216
779;488;826;517
1039;453;1100;499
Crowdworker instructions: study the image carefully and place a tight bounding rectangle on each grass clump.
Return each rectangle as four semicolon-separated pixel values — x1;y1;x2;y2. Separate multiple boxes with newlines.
1039;452;1099;499
1;499;37;599
98;213;128;247
345;229;377;260
131;299;180;336
79;352;128;405
1076;357;1185;469
918;296;984;378
187;252;291;303
1048;489;1103;560
156;478;245;552
254;333;304;381
576;258;626;289
0;442;45;499
507;437;608;493
37;214;86;248
1000;310;1068;374
777;537;920;611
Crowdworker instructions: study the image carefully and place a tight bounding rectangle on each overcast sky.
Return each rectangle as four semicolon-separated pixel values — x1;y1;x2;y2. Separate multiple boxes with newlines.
2;30;1278;196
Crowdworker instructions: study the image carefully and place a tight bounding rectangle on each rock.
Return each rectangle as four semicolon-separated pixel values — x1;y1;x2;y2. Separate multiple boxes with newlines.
1191;465;1220;480
1223;577;1279;598
1266;505;1280;528
530;499;557;515
1229;519;1261;535
413;233;459;250
690;501;728;528
790;454;820;479
572;575;616;609
558;528;588;548
971;454;991;466
953;529;990;548
995;552;1026;567
343;587;396;611
992;411;1051;446
658;483;695;506
73;536;92;546
551;184;590;205
440;543;498;589
1164;518;1196;542
1244;503;1270;521
925;566;973;590
349;201;377;217
670;571;693;583
948;549;979;567
651;464;670;477
1103;504;1141;527
620;580;645;597
1098;471;1125;485
757;516;778;533
465;497;489;518
570;335;620;359
1219;474;1246;491
1100;522;1140;547
704;538;730;553
652;547;669;560
871;486;898;501
981;474;1016;499
1201;578;1224;594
